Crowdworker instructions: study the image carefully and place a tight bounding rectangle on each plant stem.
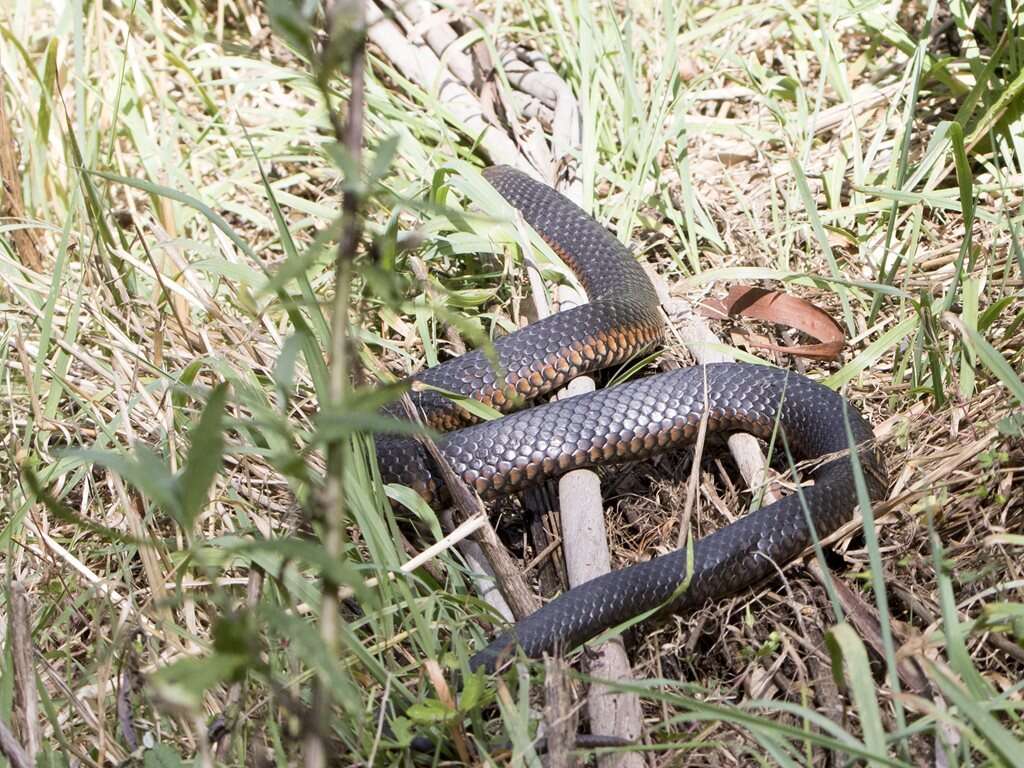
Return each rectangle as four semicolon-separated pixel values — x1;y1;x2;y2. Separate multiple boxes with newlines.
306;1;366;765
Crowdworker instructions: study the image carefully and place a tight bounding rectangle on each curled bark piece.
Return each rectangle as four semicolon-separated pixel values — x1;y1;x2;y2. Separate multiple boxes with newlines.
502;54;561;108
699;285;846;360
501;48;581;180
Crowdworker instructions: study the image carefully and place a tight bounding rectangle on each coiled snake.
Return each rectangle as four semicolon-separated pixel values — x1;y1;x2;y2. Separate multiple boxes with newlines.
376;166;887;673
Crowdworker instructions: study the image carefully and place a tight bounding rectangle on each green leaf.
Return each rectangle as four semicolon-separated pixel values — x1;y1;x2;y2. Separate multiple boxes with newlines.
964;61;1024;149
171;359;206;410
344;380;415;415
444;287;499;309
789;157;854;336
949;122;974;225
69;446;181;523
413;382;506;422
385;717;414;747
383;484;443;540
265;0;316;61
177;383;228;531
87;169;257;261
927;516;993;703
958;278;979;397
824;314;919;389
940;121;975;313
243;123;332;366
150;653;249;711
407;699;456;725
825;623;886;763
212;610;261;660
313;411;431;444
320;2;366;76
459;668;486;712
258;219;339;298
273;333;305;399
978;296;1016;334
926;661;1024;766
208;536;373;605
142;744;187;768
190;257;267;288
959;323;1024;405
997;413;1024;437
984;534;1024;548
38;36;58;141
981;601;1024;623
368;134;401;186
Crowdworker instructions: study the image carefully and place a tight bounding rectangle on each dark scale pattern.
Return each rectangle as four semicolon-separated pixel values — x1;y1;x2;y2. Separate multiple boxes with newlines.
390;299;663;431
481;166;661;305
375;166;888;674
385;165;665;431
377;364;887;671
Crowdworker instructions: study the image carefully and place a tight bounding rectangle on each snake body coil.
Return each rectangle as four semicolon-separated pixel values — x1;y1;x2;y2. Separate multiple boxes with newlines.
376;166;887;672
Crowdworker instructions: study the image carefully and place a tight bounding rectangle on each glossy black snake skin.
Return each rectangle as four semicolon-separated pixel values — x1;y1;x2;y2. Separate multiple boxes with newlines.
377;165;887;673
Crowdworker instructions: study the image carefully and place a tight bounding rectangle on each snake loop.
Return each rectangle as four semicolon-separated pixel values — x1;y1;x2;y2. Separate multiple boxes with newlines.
376;166;887;672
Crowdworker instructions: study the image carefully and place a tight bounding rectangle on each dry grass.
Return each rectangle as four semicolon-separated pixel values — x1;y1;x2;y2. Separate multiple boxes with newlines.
1;0;1023;765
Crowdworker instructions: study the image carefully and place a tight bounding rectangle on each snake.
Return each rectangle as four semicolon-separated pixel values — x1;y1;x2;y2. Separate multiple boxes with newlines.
375;165;888;674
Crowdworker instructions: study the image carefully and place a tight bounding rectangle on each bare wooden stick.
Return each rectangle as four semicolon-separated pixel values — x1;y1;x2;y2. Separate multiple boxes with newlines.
553;296;645;767
369;12;664;756
342;513;489;599
543;656;576;768
514;81;643;757
9;582;40;763
659;288;779;505
441;512;515;621
0;718;31;768
502;42;647;761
